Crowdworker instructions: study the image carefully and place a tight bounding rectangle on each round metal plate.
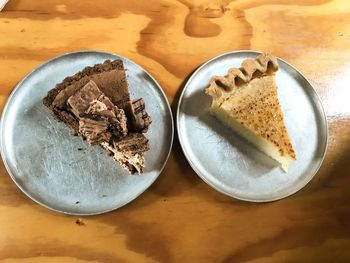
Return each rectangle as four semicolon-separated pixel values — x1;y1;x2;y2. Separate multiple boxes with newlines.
0;50;174;215
177;50;328;202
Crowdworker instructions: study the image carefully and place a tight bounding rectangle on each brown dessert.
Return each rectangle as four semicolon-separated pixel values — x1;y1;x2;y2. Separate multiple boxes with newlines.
43;59;152;173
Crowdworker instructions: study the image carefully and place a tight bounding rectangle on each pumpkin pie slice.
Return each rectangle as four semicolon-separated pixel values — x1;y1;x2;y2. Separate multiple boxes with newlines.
205;53;296;171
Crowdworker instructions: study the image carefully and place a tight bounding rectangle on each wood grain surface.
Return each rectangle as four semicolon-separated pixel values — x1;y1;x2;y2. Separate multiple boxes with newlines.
1;0;350;262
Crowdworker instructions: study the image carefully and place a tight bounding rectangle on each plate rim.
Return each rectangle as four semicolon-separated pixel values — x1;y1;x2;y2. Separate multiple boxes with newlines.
176;49;328;202
0;50;174;215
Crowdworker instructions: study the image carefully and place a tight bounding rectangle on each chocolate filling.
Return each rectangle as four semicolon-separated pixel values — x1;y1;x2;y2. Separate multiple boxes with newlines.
67;80;128;145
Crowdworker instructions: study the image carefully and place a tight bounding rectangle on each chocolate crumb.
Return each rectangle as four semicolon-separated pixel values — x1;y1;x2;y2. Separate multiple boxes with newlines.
75;218;85;226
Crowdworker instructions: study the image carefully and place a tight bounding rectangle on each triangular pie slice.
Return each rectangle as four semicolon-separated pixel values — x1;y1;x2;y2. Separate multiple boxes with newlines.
205;53;296;172
43;59;151;174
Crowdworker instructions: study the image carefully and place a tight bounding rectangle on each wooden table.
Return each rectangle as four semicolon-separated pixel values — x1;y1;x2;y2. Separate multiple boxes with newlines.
1;0;350;262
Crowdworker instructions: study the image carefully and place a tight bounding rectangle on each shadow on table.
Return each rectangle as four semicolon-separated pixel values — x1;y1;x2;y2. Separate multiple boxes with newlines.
222;138;350;262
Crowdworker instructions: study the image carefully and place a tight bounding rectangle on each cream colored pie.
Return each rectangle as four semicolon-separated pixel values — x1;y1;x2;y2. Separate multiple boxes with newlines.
205;53;296;172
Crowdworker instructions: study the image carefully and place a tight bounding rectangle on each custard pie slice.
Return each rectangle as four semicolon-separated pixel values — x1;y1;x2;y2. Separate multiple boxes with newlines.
205;53;296;172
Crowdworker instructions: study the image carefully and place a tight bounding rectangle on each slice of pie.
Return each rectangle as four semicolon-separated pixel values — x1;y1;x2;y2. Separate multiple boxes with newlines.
205;53;296;171
43;59;151;173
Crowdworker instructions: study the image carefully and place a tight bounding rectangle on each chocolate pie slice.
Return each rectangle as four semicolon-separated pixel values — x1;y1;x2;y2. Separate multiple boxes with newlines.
43;59;151;173
205;53;296;172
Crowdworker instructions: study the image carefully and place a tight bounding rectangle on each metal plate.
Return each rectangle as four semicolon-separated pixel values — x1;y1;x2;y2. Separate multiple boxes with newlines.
0;50;173;215
177;50;328;202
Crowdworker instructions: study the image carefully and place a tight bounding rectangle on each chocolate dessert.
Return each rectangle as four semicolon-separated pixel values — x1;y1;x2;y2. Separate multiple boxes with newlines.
43;59;152;173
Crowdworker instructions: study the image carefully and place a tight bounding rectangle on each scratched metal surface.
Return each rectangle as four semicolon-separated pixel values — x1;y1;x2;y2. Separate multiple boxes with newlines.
0;51;173;215
177;50;328;202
